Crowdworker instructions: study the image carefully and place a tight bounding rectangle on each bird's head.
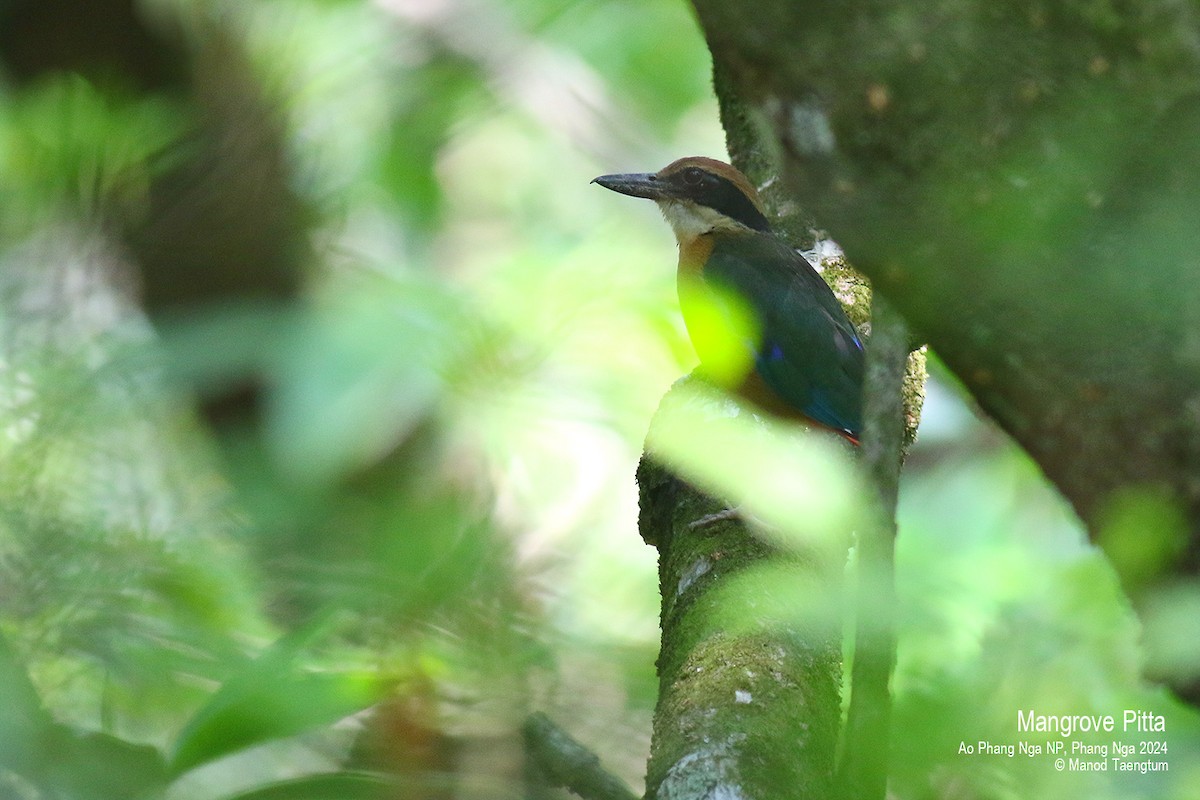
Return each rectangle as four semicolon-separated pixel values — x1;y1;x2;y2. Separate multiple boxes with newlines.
592;157;770;244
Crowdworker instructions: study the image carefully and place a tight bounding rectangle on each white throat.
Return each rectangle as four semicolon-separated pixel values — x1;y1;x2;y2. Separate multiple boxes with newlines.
656;200;746;244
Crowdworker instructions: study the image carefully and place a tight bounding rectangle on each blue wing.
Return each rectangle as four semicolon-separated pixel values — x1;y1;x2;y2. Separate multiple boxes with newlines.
703;233;864;436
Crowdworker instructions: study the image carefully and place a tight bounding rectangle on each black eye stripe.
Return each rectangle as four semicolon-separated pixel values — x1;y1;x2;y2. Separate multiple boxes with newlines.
688;174;770;232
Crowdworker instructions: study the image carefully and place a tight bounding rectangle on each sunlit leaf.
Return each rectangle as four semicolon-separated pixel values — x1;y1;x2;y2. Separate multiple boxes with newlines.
677;277;759;388
708;561;843;639
645;378;861;554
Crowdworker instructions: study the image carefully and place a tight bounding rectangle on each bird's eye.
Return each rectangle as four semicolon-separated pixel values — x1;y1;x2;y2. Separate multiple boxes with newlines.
681;168;705;186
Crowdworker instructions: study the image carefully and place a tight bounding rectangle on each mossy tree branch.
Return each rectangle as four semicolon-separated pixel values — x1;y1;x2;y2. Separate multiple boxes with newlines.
636;428;842;800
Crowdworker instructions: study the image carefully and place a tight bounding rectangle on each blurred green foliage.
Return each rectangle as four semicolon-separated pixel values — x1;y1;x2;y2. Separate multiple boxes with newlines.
0;1;1195;799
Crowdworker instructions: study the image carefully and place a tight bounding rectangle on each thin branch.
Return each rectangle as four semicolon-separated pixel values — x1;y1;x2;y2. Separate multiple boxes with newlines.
522;712;639;800
836;292;909;800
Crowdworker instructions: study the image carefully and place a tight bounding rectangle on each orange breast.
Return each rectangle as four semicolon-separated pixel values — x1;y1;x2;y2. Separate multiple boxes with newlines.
676;233;714;282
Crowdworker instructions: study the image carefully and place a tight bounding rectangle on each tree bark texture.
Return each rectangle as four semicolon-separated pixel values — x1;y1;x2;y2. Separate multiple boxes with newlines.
692;1;1200;589
636;434;842;800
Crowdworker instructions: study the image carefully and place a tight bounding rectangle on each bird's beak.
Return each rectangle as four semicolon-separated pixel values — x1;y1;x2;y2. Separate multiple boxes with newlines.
591;172;666;200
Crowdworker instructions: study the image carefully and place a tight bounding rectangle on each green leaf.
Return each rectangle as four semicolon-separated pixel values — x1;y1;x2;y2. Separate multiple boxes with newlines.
170;631;386;777
645;378;861;551
0;631;56;776
42;726;167;800
219;771;396;800
266;278;471;485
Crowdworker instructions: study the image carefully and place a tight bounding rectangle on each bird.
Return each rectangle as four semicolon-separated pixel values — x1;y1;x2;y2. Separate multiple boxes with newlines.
592;156;864;443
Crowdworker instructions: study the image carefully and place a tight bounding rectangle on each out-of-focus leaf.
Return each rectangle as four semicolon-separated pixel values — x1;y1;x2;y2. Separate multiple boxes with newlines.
159;302;296;402
676;279;759;388
42;726;167;800
267;278;475;485
170;630;387;777
709;561;843;639
1140;583;1200;690
0;74;182;237
545;0;714;133
378;56;480;233
220;771;397;800
645;379;861;554
0;632;54;776
1097;486;1188;595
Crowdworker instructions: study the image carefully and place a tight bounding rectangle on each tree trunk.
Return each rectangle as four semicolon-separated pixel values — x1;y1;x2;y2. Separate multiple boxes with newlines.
694;0;1200;699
